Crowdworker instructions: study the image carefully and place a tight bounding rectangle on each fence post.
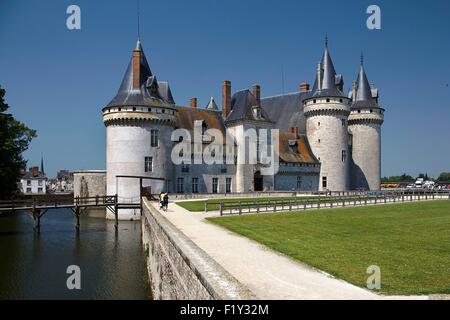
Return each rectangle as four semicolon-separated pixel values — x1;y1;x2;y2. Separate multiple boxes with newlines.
204;201;207;214
239;201;242;215
219;203;223;216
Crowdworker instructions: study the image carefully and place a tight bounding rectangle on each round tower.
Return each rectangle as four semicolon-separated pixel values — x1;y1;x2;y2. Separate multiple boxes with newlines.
102;39;177;220
303;41;351;191
348;56;384;191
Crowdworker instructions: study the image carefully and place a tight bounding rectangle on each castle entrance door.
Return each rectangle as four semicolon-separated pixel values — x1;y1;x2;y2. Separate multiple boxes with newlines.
254;171;263;191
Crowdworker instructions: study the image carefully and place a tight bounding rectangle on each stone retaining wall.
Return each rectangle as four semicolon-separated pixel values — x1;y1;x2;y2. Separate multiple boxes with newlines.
141;198;255;300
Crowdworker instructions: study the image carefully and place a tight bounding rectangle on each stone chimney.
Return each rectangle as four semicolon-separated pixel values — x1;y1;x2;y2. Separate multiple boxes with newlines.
252;84;261;106
132;49;142;90
290;127;298;137
222;80;231;119
300;82;310;92
31;166;39;177
190;97;197;108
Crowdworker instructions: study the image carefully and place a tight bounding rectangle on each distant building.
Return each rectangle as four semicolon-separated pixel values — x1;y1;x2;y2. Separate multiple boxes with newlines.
20;166;47;194
50;170;74;193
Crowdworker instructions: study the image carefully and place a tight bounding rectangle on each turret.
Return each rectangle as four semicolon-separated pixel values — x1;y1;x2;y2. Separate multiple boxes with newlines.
348;54;384;191
303;37;351;191
102;39;177;220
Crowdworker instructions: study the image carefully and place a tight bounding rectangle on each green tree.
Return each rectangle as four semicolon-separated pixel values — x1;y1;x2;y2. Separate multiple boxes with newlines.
437;172;450;181
0;86;37;199
381;174;415;183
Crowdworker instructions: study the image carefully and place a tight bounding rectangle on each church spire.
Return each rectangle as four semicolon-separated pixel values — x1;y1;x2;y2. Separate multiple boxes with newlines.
40;156;45;175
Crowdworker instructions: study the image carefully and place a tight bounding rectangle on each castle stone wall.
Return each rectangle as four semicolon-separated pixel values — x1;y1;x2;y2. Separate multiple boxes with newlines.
141;199;255;300
304;99;350;191
349;121;382;191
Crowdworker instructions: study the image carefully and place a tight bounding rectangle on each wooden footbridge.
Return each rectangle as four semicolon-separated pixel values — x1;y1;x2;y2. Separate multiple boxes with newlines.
0;195;141;232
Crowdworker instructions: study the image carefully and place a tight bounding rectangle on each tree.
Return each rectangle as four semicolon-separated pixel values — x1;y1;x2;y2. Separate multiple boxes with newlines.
381;174;415;183
0;86;37;199
437;172;450;182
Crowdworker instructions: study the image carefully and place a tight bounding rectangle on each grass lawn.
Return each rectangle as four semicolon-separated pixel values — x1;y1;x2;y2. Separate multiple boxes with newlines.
207;201;450;295
176;195;365;212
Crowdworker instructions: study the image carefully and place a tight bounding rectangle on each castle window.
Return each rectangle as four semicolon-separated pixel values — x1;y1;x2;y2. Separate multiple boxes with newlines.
318;139;321;143
144;157;153;173
132;107;136;111
341;119;346;127
192;177;199;193
162;109;165;114
326;99;330;103
212;178;219;194
226;178;232;193
339;99;343;103
202;122;208;135
151;130;159;147
148;108;151;112
297;176;302;190
177;178;184;193
322;176;327;189
318;122;321;127
118;108;121;112
358;109;361;113
342;150;347;162
370;109;373;113
313;99;316;103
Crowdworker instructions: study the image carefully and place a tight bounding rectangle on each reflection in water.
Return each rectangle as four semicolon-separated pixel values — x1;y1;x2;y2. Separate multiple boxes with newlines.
0;209;151;300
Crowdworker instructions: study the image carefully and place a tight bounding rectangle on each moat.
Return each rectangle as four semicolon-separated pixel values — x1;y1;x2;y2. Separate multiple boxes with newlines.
0;209;151;299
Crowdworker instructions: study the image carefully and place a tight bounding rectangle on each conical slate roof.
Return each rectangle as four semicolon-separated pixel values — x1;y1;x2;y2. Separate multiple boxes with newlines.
311;39;344;98
206;97;219;110
352;57;378;109
105;39;175;108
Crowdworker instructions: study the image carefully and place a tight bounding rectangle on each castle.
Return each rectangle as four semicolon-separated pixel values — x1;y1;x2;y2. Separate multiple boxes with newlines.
102;38;384;219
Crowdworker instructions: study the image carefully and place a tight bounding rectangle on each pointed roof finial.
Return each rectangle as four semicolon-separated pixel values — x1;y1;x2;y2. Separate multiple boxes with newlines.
360;51;364;66
137;0;141;41
325;33;328;48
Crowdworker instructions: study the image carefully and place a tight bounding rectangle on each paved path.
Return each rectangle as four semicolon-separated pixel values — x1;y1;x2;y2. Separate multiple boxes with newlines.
157;202;428;300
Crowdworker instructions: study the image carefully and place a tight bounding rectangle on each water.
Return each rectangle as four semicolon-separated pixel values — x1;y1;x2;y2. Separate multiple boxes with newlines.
0;209;151;299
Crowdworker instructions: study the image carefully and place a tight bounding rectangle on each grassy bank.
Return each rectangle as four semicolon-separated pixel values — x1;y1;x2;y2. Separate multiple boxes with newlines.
208;201;450;295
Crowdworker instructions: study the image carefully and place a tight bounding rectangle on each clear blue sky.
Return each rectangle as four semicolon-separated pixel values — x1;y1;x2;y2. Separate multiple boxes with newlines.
1;0;449;178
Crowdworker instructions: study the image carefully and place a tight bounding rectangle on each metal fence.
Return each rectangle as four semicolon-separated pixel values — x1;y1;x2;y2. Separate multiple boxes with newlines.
215;191;450;216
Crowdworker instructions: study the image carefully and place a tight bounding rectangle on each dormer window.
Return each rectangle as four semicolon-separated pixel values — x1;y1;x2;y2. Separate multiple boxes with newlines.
288;140;298;154
252;106;262;119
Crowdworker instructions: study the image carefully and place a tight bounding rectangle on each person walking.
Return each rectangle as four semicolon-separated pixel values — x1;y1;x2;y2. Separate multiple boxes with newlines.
163;193;169;211
159;192;164;210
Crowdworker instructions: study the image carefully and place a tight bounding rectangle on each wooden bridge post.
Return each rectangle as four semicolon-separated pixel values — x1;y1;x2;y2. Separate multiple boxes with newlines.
75;206;80;230
32;199;40;233
114;194;119;230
